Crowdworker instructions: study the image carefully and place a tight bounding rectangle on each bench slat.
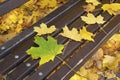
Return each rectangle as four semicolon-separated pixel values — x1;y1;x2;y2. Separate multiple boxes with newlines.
0;38;34;74
0;0;28;16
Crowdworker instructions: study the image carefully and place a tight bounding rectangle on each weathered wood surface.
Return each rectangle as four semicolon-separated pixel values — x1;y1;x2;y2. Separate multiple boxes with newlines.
0;0;120;80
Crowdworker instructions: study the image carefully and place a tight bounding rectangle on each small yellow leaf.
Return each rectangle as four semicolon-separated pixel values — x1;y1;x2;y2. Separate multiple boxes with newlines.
80;26;94;42
34;23;56;36
96;15;106;24
83;4;95;12
86;0;100;6
60;26;82;41
102;3;120;15
81;13;105;24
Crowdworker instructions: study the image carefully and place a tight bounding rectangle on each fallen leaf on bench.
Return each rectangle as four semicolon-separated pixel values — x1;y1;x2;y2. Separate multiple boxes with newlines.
80;26;94;42
83;4;95;12
60;26;82;41
81;13;105;24
34;23;56;36
26;36;64;65
102;3;120;15
85;0;100;6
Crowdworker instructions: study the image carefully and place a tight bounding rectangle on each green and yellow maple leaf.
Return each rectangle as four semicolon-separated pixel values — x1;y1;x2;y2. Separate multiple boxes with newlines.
102;3;120;15
34;23;56;36
85;0;100;6
60;26;82;41
81;13;105;24
26;36;64;65
80;26;94;42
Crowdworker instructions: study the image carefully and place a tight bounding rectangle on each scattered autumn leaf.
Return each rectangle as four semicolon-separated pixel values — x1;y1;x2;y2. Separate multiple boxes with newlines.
26;36;64;65
70;74;87;80
34;23;56;36
102;3;120;15
60;26;82;41
80;26;94;42
110;33;120;42
102;55;115;68
85;0;100;6
83;4;95;12
81;13;105;24
39;0;57;8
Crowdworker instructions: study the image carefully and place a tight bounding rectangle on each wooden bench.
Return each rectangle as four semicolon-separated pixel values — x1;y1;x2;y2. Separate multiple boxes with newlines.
0;0;120;80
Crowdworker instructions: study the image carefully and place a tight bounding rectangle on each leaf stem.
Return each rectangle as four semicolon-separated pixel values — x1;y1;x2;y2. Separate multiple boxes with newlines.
110;0;114;3
92;8;102;12
56;55;88;79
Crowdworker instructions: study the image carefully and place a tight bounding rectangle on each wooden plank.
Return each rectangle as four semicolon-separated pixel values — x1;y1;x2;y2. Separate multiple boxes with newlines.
7;58;39;80
0;38;34;74
0;0;28;16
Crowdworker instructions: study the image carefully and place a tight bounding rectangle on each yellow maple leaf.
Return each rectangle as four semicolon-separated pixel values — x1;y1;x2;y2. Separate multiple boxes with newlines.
80;26;94;42
81;13;105;24
83;4;95;12
102;3;120;15
60;26;82;41
34;23;56;36
86;0;100;6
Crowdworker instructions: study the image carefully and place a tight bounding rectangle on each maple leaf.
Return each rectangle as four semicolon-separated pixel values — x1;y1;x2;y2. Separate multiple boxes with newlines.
102;3;120;15
34;23;56;36
83;4;95;12
26;36;64;65
80;26;94;42
81;13;105;24
60;26;82;41
85;0;100;6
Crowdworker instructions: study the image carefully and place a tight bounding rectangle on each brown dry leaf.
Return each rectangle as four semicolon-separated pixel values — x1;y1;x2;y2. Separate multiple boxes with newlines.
83;4;95;12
